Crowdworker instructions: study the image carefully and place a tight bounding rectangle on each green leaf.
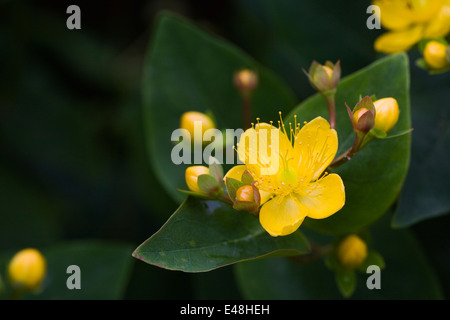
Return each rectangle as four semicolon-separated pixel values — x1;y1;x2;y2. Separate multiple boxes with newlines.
369;127;387;139
133;196;310;272
285;53;411;234
197;174;221;196
393;66;450;227
358;250;385;273
225;177;244;201
335;267;356;298
142;13;297;203
234;213;443;299
208;160;224;183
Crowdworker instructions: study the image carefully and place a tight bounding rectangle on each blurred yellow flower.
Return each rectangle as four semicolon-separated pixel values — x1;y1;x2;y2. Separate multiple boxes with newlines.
226;115;345;237
8;248;46;292
374;0;450;53
337;235;368;269
423;40;450;69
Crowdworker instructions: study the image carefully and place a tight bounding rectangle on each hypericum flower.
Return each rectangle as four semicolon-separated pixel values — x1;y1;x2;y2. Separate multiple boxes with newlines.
185;165;210;193
180;111;216;144
337;235;368;269
8;248;46;292
226;114;345;237
374;0;450;53
423;40;450;69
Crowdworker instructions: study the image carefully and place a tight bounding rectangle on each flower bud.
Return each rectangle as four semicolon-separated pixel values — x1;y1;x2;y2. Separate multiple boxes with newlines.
337;235;368;269
349;96;376;134
233;184;261;214
180;111;216;145
8;248;46;292
423;41;449;69
373;97;399;133
305;60;340;94
235;185;255;202
185;165;210;193
233;69;258;96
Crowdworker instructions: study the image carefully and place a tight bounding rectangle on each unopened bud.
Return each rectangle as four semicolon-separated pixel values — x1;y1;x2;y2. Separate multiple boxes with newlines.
185;165;210;193
337;235;368;269
373;97;399;133
305;60;340;94
180;111;216;145
234;69;258;96
233;184;261;214
8;248;46;292
349;96;376;133
424;41;449;69
235;185;255;202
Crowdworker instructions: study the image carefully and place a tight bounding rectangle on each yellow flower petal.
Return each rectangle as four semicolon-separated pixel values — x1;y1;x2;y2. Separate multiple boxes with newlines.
374;25;424;53
423;2;450;38
223;165;247;181
374;0;414;30
296;173;345;220
410;0;443;24
224;165;274;204
237;123;292;176
259;195;307;237
259;189;274;205
292;117;338;181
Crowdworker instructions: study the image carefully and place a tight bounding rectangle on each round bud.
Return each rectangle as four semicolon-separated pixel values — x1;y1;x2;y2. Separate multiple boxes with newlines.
180;111;216;144
373;97;400;132
8;248;46;292
235;185;255;202
424;41;449;69
337;235;368;269
185;166;210;193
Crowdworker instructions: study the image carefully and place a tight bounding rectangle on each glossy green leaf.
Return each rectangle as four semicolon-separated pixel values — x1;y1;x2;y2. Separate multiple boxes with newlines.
142;13;297;203
234;214;443;299
335;268;356;298
393;66;450;227
133;196;309;272
285;53;411;234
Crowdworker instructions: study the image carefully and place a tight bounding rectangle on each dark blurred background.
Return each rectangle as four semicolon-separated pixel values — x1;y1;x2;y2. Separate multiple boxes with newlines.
0;0;448;299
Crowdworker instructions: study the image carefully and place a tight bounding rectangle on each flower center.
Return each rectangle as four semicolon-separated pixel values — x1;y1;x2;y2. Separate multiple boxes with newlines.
276;167;298;188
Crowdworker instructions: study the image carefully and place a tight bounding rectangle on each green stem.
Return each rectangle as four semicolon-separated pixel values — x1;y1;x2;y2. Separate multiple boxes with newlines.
325;93;336;129
327;131;365;171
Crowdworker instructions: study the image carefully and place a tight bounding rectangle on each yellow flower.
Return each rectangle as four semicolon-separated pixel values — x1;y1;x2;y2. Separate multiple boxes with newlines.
185;165;210;193
337;235;368;269
226;115;345;237
423;40;450;69
8;248;46;292
374;0;450;53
